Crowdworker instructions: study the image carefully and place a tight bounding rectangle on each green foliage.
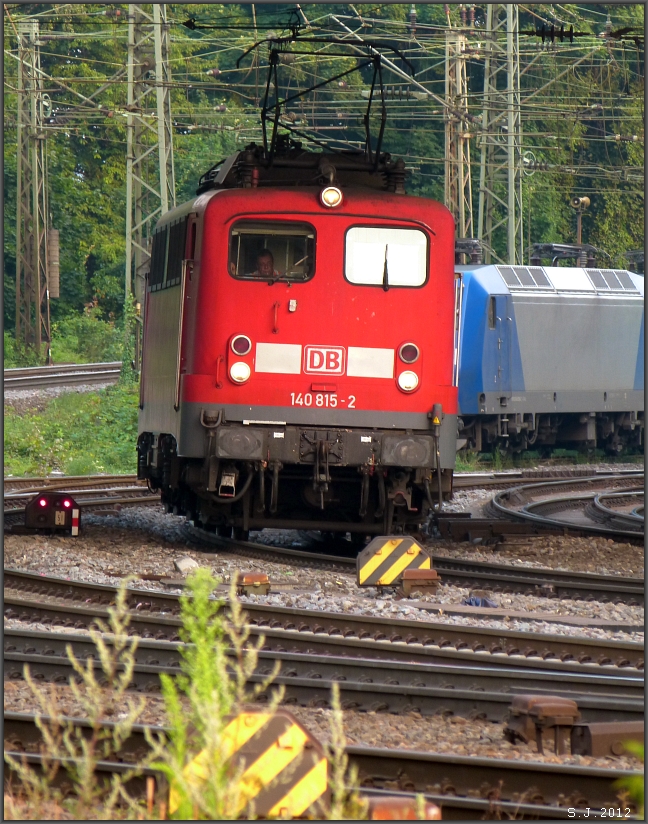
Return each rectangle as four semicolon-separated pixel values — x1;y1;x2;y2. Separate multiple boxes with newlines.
3;2;644;348
152;570;282;820
50;308;125;364
4;381;139;476
3;331;42;368
4;579;159;821
615;742;644;818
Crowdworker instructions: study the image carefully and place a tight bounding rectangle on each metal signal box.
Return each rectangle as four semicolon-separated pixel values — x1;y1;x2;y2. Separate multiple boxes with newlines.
24;492;80;535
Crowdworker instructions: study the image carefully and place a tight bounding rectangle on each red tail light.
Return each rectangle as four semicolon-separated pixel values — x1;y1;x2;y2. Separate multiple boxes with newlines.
38;498;47;507
398;343;420;364
231;335;252;356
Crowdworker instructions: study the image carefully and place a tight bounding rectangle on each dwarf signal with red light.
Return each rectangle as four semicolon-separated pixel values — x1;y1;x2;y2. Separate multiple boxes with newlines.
24;492;80;535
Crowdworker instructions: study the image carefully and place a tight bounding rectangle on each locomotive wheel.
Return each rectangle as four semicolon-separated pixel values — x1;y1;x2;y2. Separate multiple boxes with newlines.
232;526;249;541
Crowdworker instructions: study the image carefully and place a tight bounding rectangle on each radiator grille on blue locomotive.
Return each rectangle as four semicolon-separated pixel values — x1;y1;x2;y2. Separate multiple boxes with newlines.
498;266;552;289
585;269;639;292
498;265;640;294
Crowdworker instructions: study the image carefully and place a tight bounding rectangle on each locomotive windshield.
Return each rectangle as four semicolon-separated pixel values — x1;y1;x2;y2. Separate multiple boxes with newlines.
229;221;315;282
345;226;428;288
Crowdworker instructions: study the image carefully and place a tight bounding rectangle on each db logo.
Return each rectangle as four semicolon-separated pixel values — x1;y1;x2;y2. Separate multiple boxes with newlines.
304;345;346;375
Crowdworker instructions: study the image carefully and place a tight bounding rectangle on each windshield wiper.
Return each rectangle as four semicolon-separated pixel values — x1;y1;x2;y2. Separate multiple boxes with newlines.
382;245;390;292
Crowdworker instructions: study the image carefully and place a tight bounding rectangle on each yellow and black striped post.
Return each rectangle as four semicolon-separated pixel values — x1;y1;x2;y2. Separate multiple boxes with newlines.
357;536;431;587
168;709;329;818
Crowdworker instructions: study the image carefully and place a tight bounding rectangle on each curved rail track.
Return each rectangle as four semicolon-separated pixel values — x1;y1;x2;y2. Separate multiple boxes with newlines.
4;712;641;816
490;474;644;540
590;490;645;531
4;361;122;390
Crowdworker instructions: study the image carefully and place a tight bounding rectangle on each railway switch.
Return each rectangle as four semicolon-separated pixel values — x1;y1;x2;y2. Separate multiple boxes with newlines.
168;709;329;818
357;537;432;587
23;492;80;535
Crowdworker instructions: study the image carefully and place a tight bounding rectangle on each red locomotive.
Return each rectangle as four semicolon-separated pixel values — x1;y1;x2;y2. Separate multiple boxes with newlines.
137;143;459;539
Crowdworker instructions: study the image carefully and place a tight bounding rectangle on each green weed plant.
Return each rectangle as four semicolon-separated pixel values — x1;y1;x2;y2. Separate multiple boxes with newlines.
4;579;160;820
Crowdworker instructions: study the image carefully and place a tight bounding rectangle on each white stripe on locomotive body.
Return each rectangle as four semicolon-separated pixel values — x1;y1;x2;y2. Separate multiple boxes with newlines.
346;347;395;379
254;343;395;378
255;343;302;374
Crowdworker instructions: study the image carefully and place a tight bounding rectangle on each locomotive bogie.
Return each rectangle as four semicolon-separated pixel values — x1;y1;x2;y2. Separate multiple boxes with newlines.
457;264;644;454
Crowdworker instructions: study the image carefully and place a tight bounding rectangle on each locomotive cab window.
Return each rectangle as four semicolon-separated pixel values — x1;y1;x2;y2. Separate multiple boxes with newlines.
229;221;315;282
345;226;428;288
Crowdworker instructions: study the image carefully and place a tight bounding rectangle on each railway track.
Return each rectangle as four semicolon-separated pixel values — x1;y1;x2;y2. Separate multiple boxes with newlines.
4;473;643;603
453;467;644;490
4;712;640;815
4;361;123;390
4;569;644;671
188;527;645;605
5;627;642;724
589;490;645;531
490;474;645;540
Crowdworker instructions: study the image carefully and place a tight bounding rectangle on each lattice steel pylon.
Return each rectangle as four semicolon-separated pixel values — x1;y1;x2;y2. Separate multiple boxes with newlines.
15;20;51;360
444;28;473;240
477;4;523;264
124;4;175;311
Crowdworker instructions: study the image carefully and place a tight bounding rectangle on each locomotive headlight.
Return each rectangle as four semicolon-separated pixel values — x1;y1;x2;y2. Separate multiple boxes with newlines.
320;186;343;208
397;371;419;392
229;362;251;384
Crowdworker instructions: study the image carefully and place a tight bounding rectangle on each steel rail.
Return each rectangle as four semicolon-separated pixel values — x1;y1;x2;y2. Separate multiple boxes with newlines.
4;475;148;501
3;474;140;493
429;556;644;604
522;494;644;536
6;627;642;698
346;746;641;810
592;491;645;527
5;629;642;722
2;750;621;822
4;569;644;670
4;753;607;824
491;475;645;540
453;468;644;490
4;712;640;811
4;361;122;390
8;593;643;677
189;527;645;604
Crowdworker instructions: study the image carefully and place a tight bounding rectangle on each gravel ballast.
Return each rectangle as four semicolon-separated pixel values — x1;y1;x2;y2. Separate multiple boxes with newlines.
4;493;644;778
4;509;644;642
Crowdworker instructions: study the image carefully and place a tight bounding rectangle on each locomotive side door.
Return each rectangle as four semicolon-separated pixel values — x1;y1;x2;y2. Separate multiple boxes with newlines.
494;294;512;400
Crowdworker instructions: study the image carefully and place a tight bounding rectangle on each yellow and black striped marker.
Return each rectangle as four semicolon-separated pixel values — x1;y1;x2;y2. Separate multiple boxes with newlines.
357;536;431;587
168;709;329;818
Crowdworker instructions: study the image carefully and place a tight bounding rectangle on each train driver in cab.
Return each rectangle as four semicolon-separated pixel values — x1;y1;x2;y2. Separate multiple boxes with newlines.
254;249;280;279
